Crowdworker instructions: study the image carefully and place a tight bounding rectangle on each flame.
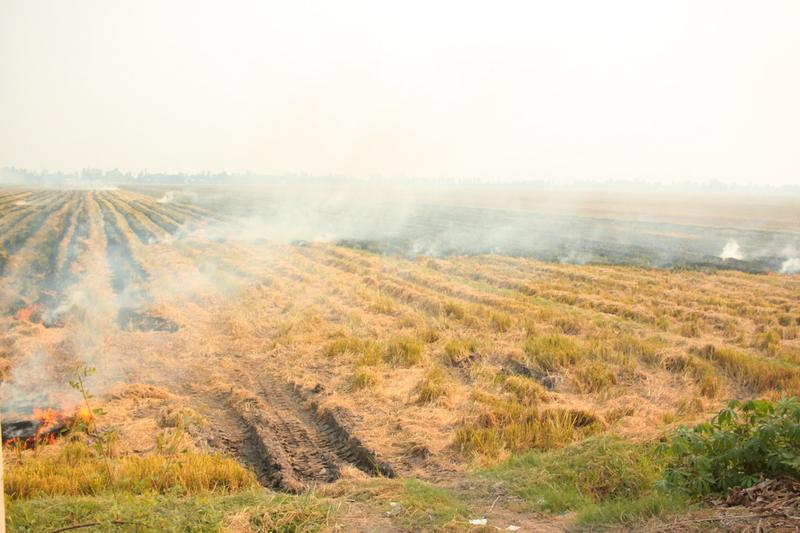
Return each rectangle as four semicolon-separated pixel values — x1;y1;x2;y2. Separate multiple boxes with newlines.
15;304;39;322
76;404;93;424
32;407;61;432
2;404;100;450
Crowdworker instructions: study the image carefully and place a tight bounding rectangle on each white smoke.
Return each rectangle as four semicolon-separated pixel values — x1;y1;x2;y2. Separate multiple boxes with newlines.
781;258;800;274
720;239;744;260
157;191;175;204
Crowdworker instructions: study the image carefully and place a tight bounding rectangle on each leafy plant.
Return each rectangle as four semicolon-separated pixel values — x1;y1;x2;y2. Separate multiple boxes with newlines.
69;363;119;478
660;397;800;497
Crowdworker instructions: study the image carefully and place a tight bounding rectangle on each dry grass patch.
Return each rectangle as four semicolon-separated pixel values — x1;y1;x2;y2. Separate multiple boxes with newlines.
490;311;512;332
455;391;601;460
572;362;617;393
502;375;550;404
524;332;583;371
5;440;256;499
416;367;450;404
383;337;424;367
693;344;800;394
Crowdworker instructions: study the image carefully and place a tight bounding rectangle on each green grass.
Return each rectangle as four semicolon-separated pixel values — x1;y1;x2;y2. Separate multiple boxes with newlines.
487;437;662;512
7;489;334;533
323;478;468;531
573;492;690;529
485;436;689;527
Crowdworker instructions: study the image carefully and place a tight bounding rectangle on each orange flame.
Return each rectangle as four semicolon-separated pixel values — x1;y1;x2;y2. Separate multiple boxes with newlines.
15;305;39;322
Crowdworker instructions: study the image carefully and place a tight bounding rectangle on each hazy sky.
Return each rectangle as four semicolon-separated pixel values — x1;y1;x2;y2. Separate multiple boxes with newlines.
1;1;799;184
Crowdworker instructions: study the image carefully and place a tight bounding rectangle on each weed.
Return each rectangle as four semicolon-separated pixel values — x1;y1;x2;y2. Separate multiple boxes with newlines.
574;492;690;528
417;326;440;343
661;397;800;497
324;336;373;357
371;294;396;315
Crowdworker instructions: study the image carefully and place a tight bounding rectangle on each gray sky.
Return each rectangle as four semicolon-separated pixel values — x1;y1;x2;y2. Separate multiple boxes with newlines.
1;1;799;184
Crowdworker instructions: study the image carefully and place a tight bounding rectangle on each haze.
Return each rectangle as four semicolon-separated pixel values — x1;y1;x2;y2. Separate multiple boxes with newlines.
1;1;799;184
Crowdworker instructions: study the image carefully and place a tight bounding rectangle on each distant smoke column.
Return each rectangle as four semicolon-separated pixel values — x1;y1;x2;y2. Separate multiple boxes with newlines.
720;239;744;260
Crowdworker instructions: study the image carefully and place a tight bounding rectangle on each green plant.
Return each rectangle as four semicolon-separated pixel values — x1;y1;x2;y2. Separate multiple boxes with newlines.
661;397;800;497
486;437;672;516
69;363;118;478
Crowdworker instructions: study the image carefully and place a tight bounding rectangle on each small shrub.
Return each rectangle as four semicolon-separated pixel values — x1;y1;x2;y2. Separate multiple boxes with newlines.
661;397;800;497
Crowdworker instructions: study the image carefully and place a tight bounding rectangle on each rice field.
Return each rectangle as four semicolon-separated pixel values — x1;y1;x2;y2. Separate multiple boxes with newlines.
1;186;799;531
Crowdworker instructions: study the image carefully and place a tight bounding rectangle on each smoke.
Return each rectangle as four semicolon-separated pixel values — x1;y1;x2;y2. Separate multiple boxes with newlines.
781;258;800;275
157;191;175;204
720;239;744;260
0;350;79;416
